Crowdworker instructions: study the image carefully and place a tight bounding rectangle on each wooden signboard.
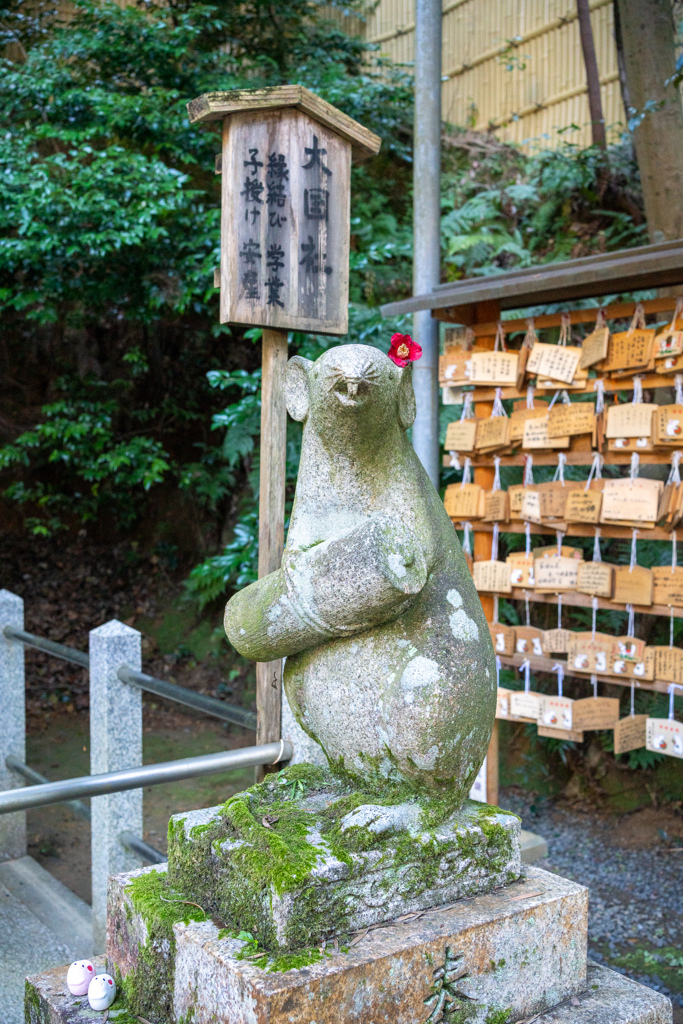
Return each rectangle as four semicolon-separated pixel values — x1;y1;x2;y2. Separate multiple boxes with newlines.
507;552;535;587
614;715;648;754
572;697;620;730
567;632;612;674
613;565;653;606
602;329;655;373
514;626;545;657
444;483;484;520
522;416;570;449
445;419;477;452
601;479;661;526
543;627;573;654
576;561;613;598
520;489;542;523
473;560;512;593
483;490;509;522
538;695;575;731
653;405;683;445
653;646;683;684
526;343;582;383
547;402;595;438
654;330;683;358
510;406;547;443
489;623;515;656
646;718;683;758
476;417;511;451
605;403;656;439
466;351;518;385
579;327;610;369
652;566;683;607
534;555;582;592
219;108;352;332
565;487;602;524
510;690;544;720
509;484;532;518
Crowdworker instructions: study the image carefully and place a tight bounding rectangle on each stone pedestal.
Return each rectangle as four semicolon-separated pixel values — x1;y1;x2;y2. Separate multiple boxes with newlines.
164;765;523;953
27;872;673;1024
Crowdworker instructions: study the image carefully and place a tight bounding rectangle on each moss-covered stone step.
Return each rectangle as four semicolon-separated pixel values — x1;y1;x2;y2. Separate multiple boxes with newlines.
164;764;522;953
107;865;586;1024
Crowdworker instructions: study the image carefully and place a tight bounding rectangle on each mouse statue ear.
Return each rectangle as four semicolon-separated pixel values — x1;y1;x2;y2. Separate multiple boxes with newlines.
284;355;313;422
397;363;417;429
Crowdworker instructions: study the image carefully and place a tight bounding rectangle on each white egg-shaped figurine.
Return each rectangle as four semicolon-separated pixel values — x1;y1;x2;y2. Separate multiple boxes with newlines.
88;973;116;1011
66;960;96;996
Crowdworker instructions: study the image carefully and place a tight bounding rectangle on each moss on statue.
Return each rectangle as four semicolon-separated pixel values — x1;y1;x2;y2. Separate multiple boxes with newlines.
166;764;521;956
119;869;205;1023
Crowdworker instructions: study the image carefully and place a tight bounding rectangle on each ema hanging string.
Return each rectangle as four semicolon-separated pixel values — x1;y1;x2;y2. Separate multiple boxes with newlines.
552;662;564;697
557;593;563;630
554;452;567;487
523;454;534;487
668;451;682;488
632;375;643;405
559;312;572;347
556;530;564;557
523;319;537;350
526;384;535;409
547;388;571;412
671;607;676;649
460;392;474;423
592;673;599;699
493;456;502;493
525;520;532;558
629;301;647;333
626;602;638;634
519;659;531;694
594;378;605;414
630;528;638;572
494;321;507;352
460;456;472;489
629;452;640;488
676;375;683;406
672;530;678;574
495;655;501;688
592;595;598;639
668;683;683;720
593;528;602;563
524;590;531;627
462;521;473;558
492;387;507;418
491;522;500;561
585;452;603;492
630;680;639;718
493;594;499;622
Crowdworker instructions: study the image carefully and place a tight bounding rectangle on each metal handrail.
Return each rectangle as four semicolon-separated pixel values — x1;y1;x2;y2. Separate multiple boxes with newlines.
3;625;89;668
6;757;91;821
117;666;257;730
119;830;166;865
0;740;290;814
3;624;257;730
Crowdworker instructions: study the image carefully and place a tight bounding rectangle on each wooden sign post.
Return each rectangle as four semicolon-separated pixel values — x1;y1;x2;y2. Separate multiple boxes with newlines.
188;87;380;776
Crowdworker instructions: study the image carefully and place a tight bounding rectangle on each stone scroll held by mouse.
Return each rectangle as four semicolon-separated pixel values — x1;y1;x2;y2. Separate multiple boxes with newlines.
224;341;495;807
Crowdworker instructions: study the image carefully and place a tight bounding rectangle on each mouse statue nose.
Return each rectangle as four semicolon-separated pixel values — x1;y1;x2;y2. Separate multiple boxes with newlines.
347;380;359;397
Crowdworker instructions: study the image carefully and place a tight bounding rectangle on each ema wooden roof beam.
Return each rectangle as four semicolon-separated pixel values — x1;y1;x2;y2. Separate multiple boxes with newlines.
380;239;683;322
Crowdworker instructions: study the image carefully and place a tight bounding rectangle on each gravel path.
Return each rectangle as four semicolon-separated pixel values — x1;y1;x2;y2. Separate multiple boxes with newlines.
502;791;683;1015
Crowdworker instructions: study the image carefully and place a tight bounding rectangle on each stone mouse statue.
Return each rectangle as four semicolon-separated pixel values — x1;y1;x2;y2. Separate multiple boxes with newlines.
224;343;495;805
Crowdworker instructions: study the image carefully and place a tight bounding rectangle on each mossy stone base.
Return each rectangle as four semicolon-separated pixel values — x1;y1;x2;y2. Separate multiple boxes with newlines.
165;764;521;953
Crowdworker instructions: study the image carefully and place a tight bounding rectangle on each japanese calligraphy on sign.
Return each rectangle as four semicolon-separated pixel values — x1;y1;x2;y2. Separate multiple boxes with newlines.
220;108;351;333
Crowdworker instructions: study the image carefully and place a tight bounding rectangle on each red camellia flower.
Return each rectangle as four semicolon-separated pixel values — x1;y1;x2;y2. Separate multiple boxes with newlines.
388;333;422;367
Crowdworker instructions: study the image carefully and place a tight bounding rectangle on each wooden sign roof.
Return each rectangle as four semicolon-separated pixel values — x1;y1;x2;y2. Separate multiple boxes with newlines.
188;85;382;161
380;239;683;322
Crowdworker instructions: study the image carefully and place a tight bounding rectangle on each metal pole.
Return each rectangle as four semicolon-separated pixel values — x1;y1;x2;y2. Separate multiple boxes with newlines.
412;0;442;488
0;742;292;814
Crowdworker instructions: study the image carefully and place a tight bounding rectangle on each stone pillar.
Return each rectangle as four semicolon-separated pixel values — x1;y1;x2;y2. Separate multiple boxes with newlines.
0;590;26;861
89;620;142;950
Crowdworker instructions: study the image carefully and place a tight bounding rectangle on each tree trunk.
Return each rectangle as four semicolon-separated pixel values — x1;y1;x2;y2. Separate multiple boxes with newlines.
576;0;607;150
616;0;683;242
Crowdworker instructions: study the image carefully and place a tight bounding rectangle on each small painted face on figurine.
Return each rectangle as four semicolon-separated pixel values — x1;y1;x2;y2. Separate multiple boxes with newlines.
88;974;116;1011
66;960;95;996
